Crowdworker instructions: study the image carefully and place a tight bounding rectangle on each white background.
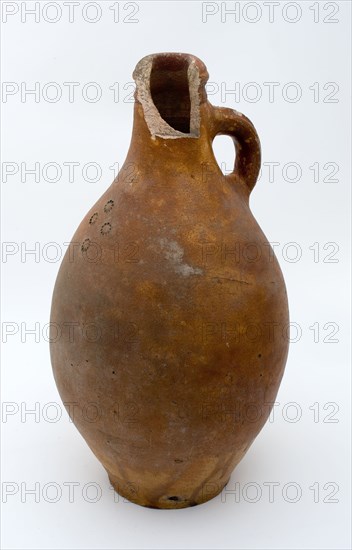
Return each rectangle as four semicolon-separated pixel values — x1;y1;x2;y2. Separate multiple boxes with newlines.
1;1;351;549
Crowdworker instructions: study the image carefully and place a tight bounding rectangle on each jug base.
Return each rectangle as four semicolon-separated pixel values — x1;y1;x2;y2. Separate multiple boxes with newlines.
107;470;230;509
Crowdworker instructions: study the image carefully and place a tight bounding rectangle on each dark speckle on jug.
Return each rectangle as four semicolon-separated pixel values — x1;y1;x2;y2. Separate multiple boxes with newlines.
81;238;91;252
89;212;98;225
101;222;112;235
104;200;114;213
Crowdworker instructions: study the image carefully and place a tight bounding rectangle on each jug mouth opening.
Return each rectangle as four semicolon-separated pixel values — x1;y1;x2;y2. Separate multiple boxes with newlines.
133;53;208;139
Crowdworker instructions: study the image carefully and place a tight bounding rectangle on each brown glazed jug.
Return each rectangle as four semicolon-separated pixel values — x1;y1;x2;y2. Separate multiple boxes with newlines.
50;52;289;509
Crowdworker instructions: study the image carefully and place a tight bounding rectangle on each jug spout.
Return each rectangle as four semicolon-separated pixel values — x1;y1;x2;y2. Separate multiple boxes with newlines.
132;52;209;139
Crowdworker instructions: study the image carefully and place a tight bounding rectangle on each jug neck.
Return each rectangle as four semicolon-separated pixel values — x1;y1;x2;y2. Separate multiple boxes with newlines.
132;52;209;141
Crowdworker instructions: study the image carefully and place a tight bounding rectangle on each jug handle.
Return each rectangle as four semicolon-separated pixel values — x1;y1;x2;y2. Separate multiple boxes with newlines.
210;106;261;194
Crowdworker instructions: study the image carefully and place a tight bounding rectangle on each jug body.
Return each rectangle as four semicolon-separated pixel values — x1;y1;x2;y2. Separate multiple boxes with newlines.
50;53;289;509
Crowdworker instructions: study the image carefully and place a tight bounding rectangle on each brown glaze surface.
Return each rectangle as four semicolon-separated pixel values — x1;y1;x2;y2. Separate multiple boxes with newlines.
50;53;289;509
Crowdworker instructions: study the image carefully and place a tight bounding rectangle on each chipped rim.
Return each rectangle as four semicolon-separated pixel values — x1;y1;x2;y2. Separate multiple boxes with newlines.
132;52;209;139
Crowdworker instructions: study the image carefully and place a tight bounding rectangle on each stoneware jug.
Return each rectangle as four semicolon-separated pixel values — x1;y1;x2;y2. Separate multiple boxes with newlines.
50;52;289;509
